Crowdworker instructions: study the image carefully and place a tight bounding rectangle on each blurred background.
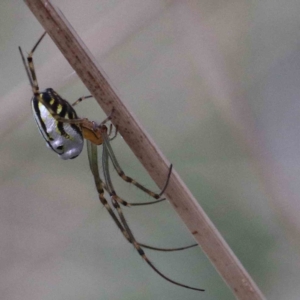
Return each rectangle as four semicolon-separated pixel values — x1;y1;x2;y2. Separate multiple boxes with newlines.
1;0;300;299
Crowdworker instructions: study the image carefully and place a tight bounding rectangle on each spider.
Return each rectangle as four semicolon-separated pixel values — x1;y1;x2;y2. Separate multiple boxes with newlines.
19;32;204;292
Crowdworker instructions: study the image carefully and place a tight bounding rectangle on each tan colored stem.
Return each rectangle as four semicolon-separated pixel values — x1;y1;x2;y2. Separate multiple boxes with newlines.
24;1;266;299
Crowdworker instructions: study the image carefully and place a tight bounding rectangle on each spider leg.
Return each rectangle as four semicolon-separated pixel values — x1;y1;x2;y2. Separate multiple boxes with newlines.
108;125;118;141
26;31;47;96
101;127;170;201
139;243;197;252
102;145;198;250
18;46;33;88
19;32;50;116
89;141;194;250
104;123;117;141
102;142;166;206
72;95;93;106
104;170;204;291
90;140;199;251
87;140;131;242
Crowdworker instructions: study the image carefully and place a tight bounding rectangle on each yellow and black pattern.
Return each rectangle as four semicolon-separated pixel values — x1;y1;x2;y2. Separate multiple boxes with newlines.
36;88;82;139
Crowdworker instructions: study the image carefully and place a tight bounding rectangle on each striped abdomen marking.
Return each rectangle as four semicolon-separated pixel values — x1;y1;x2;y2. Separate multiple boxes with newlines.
32;88;84;159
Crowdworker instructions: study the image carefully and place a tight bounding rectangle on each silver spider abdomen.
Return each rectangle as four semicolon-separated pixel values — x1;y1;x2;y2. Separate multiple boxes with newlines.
31;88;84;160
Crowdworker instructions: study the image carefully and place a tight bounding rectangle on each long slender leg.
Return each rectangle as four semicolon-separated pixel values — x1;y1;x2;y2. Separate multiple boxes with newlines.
93;141;204;290
139;243;197;252
102;146;197;251
102;144;165;206
102;145;197;251
72;95;93;106
107;124;118;142
19;32;54;117
26;31;47;96
112;199;204;291
101;153;204;291
99;121;171;204
18;47;33;88
87;141;204;292
102;128;172;199
105;133;171;198
101;129;199;258
89;141;197;254
87;140;131;242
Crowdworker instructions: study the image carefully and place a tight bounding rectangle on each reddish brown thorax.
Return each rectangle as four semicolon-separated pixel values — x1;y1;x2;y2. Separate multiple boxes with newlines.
81;120;107;145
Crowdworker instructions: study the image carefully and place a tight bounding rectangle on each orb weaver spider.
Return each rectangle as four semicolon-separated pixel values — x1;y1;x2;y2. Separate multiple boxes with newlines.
18;32;204;292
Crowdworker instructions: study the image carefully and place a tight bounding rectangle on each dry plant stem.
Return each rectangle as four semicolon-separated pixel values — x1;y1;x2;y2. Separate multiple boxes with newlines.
24;1;266;299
